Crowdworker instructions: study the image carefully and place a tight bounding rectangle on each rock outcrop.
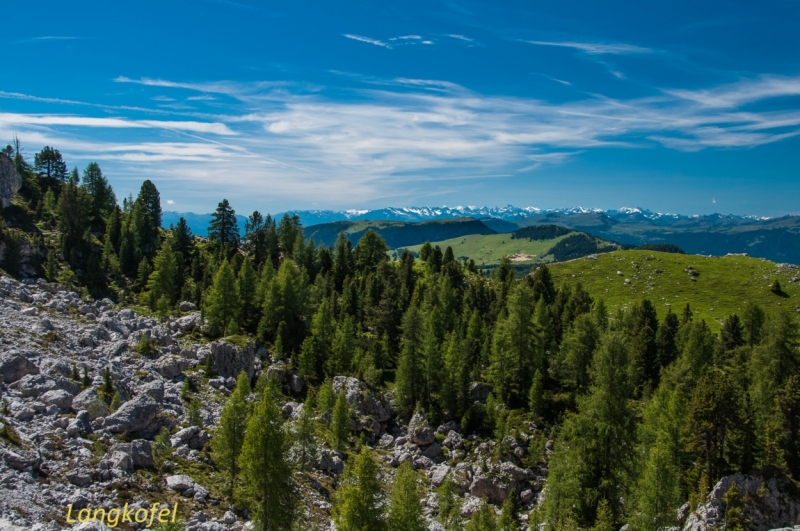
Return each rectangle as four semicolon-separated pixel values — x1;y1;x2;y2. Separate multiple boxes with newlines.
682;473;800;531
0;154;21;208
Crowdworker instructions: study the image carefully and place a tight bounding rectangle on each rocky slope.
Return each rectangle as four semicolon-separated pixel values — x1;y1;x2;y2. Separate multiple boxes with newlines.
0;275;549;531
1;274;799;531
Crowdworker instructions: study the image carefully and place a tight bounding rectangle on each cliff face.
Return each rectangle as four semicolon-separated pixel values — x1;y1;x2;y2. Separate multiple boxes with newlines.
0;154;22;209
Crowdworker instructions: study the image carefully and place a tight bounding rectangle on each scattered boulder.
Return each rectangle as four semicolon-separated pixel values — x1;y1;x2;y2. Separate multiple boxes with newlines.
209;341;256;380
332;376;392;422
39;389;73;410
408;411;435;446
170;426;209;450
166;474;196;492
103;395;159;433
179;301;198;312
155;355;191;379
0;351;39;383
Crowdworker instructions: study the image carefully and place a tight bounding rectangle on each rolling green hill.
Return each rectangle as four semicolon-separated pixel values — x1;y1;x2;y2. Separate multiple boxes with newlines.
304;217;496;248
399;228;619;266
548;250;800;329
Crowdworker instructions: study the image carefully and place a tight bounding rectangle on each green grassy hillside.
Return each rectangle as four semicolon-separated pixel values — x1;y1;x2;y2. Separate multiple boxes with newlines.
548;250;800;328
400;233;560;265
400;231;618;266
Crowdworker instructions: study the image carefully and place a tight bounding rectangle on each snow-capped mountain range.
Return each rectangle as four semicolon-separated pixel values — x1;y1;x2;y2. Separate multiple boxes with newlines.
278;205;768;226
161;205;773;237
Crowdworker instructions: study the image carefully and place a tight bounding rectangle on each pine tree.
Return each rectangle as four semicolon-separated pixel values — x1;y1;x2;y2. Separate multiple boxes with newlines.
327;315;355;377
421;306;444;412
437;478;463;531
591;499;615;531
387;462;426;531
498;492;520;531
238;387;297;531
34;146;68;182
316;378;336;424
333;231;353;291
773;375;800;478
528;369;544;418
237;256;257;330
143;239;179;310
544;333;635;526
631;383;687;531
331;390;350;451
298;297;335;381
208;199;239;249
288;393;318;472
211;371;251;495
332;447;385;531
137;180;162;232
395;305;425;418
466;503;497;531
258;259;309;353
55;182;91;261
81;162;116;229
688;369;742;483
205;261;242;336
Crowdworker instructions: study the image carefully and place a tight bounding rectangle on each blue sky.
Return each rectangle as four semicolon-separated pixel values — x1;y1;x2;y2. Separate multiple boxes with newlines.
2;0;800;216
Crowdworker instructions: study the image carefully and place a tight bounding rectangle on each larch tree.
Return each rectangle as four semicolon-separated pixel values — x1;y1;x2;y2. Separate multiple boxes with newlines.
238;387;297;531
211;371;251;496
395;305;425;418
205;260;241;336
332;447;385;531
143;239;179;310
387;462;426;531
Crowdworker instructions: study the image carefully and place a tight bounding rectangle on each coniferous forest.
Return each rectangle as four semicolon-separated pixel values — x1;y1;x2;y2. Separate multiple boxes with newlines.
1;143;799;531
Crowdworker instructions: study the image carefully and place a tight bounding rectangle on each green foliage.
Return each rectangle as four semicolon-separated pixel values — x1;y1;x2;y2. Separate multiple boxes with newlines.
205;260;241;336
288;393;318;472
387;462;425;531
99;367;115;405
208;198;239;249
187;398;203;428
395;305;425;418
331;390;350;451
211;371;251;495
466;503;497;531
239;387;297;531
437;478;463;531
332;447;385;531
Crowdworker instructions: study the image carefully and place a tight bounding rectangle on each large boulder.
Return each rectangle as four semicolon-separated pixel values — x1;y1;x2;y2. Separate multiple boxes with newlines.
170;426;209;450
209;341;255;380
155;355;191;379
39;389;73;410
72;388;109;419
332;376;392;423
12;373;79;398
103;395;159;433
108;440;153;468
408;410;435;446
0;351;39;383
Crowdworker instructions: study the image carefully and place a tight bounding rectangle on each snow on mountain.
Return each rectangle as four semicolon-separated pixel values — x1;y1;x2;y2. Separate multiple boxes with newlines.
162;205;772;236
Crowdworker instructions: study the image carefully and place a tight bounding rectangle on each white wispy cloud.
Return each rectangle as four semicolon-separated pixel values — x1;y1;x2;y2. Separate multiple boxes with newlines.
6;73;800;210
342;34;391;48
0;113;236;135
525;40;653;55
446;34;473;42
30;36;81;41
